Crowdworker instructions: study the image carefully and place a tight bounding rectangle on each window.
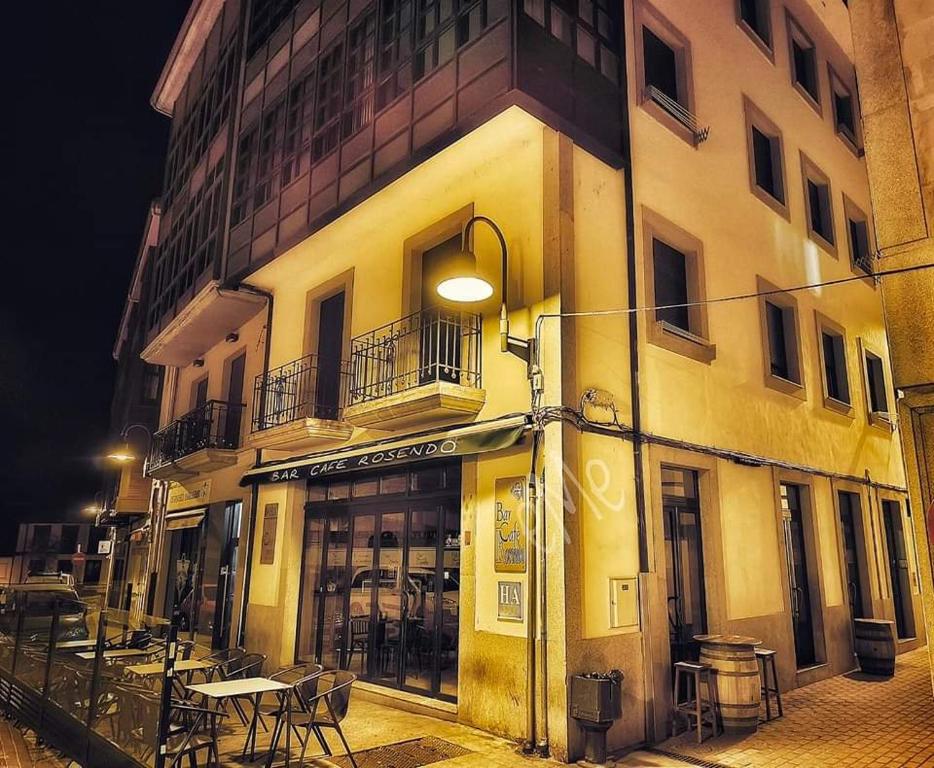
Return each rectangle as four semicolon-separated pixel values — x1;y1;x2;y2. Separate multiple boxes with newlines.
522;0;618;83
758;277;803;394
636;7;697;143
413;0;456;80
343;13;377;138
642;209;715;363
313;45;345;160
860;341;891;426
843;195;873;275
31;525;51;551
737;0;771;52
801;153;836;253
744;97;787;216
60;526;79;555
377;0;414;108
281;71;316;187
254;100;285;210
829;67;859;149
816;313;851;412
141;364;162;404
787;14;820;109
248;0;301;59
231;129;257;226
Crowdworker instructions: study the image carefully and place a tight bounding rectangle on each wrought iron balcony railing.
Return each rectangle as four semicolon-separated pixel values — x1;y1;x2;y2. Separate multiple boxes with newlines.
149;399;244;471
252;353;350;431
348;307;482;404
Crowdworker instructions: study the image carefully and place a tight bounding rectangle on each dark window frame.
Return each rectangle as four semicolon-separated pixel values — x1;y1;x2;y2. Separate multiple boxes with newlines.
743;96;788;218
736;0;772;58
786;12;821;113
815;311;852;415
758;276;804;397
800;151;837;255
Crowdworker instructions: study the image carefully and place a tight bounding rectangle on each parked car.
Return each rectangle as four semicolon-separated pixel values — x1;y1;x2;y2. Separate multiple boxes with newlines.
0;583;90;642
25;571;75;587
176;583;217;632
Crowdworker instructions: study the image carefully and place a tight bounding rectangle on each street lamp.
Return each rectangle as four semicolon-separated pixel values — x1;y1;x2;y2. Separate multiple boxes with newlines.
437;215;533;362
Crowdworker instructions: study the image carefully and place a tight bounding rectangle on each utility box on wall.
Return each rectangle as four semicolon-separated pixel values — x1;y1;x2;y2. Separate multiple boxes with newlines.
609;578;639;629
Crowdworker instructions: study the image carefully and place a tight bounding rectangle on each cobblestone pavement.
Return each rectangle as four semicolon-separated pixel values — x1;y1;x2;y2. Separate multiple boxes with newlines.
645;646;934;768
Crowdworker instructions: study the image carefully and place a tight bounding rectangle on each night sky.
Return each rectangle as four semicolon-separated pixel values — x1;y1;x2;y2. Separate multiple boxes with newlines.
0;2;192;552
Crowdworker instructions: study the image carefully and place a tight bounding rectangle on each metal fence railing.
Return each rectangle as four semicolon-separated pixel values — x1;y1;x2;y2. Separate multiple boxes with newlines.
149;400;244;472
252;354;350;431
0;589;177;767
348;307;482;405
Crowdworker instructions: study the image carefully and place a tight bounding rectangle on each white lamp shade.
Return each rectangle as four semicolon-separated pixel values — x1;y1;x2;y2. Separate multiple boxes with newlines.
437;275;494;302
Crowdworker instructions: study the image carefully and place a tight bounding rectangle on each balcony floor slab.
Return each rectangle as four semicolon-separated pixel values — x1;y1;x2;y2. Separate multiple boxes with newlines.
344;381;486;430
247;417;354;451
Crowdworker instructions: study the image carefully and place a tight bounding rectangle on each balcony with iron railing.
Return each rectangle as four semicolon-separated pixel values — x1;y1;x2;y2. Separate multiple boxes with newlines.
343;307;484;430
248;354;354;450
147;400;245;479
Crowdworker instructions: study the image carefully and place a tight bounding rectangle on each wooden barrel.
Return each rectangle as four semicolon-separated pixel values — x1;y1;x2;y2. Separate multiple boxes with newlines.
699;638;762;734
854;619;896;676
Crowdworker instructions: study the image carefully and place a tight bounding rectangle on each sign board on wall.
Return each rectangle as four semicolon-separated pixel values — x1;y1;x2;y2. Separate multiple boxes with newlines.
497;580;523;622
166;479;212;512
260;504;278;564
494;477;527;573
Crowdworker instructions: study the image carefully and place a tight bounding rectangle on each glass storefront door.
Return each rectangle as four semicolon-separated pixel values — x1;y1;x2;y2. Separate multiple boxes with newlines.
298;461;461;702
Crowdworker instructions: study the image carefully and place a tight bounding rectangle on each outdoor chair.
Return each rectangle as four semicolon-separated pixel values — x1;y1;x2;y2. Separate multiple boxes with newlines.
346;616;370;673
200;647;244;680
287;670;358;767
222;651;267;726
258;664;324;733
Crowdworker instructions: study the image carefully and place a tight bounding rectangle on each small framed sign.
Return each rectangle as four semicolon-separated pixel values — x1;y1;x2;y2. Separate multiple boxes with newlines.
97;540;113;556
494;477;527;573
260;503;278;564
497;580;523;622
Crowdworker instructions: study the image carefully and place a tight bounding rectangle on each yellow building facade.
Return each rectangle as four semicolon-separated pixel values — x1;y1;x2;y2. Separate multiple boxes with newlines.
138;0;921;761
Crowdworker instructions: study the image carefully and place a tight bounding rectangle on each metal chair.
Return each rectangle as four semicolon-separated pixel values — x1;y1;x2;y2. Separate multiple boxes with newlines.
223;651;267;726
346;617;370;673
300;670;358;767
263;666;327;762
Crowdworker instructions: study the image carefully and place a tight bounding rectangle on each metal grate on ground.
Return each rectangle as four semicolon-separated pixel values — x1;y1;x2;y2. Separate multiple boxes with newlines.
329;736;472;768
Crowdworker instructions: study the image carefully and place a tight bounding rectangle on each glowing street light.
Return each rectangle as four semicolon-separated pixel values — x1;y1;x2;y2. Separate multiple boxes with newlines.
436;214;531;361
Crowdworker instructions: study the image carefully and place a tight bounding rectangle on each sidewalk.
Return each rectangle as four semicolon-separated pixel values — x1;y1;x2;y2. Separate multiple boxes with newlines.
653;646;934;768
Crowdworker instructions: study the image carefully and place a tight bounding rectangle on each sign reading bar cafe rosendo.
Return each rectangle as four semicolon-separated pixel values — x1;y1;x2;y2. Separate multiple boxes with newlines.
494;476;527;573
244;423;527;485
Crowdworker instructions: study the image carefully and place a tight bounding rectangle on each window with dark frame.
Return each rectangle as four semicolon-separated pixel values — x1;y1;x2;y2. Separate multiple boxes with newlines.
751;125;784;204
141;364;162;404
847;212;871;274
231;129;257;227
642;27;680;105
377;0;414;108
522;0;619;83
653;238;691;333
738;0;770;48
765;301;799;383
789;19;819;104
343;13;378;139
830;71;858;146
313;44;345;161
821;328;850;404
248;0;302;59
802;159;835;247
254;100;286;210
865;351;888;414
281;71;316;187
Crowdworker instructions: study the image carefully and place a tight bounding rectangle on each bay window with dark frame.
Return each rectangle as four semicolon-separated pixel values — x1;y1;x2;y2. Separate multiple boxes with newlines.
376;0;414;109
343;13;378;139
314;44;345;161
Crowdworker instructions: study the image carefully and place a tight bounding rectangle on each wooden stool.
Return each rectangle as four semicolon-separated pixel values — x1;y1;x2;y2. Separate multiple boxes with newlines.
672;661;718;743
755;648;783;721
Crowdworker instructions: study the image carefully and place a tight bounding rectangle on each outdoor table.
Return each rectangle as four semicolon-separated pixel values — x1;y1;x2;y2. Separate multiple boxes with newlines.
694;634;762;733
55;640;98;650
75;647;161;661
186;677;294;767
125;658;215;677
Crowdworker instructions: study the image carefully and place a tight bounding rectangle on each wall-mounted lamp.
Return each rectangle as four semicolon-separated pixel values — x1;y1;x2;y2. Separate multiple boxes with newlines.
436;215;532;362
193;358;205;368
225;332;239;343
